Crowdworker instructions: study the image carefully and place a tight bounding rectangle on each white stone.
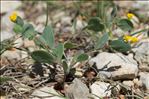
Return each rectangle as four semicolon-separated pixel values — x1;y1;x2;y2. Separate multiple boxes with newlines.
65;78;90;99
34;24;44;33
61;16;72;26
36;15;51;24
1;50;21;60
89;52;138;80
133;78;142;87
75;19;87;31
132;39;149;69
30;86;64;99
20;51;28;59
0;31;14;42
139;72;149;90
123;81;134;87
14;38;23;48
53;12;65;23
1;1;22;13
90;81;111;98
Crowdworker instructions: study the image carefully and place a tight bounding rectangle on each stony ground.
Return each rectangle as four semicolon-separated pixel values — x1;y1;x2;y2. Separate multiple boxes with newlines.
0;1;149;99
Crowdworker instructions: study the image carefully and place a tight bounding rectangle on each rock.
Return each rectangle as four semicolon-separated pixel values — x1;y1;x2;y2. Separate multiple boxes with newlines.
132;1;149;18
75;19;87;31
36;15;51;25
89;52;138;80
53;11;65;23
132;1;149;10
0;31;15;42
139;72;149;91
132;39;149;71
1;1;22;13
30;86;64;99
122;81;134;87
34;23;45;33
20;51;28;59
24;39;35;48
61;16;72;26
90;81;111;98
14;38;23;48
114;1;133;8
112;28;124;37
1;50;21;60
1;48;28;60
133;78;142;87
65;78;90;99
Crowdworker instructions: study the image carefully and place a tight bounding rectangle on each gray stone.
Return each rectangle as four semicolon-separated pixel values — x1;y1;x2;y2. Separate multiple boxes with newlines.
89;52;138;80
65;78;90;99
1;50;21;60
30;86;64;99
90;81;111;98
1;1;22;13
75;19;87;31
61;16;72;26
132;39;149;71
14;38;23;48
139;72;149;91
122;81;134;87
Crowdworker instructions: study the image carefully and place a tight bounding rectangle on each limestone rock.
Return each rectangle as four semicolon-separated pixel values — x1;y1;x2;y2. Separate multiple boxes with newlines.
65;78;90;99
89;52;138;80
1;50;21;60
132;39;149;71
90;81;111;98
123;81;134;87
61;16;72;26
30;86;64;99
1;1;22;13
139;72;149;91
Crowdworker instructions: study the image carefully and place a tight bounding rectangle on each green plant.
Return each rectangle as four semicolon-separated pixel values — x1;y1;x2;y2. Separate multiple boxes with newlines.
78;1;148;53
9;3;89;83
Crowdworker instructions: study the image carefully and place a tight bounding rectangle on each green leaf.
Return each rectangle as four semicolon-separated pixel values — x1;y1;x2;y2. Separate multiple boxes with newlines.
111;5;117;18
64;42;77;49
55;43;64;61
87;17;104;32
31;50;54;64
62;60;69;74
41;25;55;49
95;32;109;49
22;24;36;40
109;39;131;52
76;53;89;62
24;30;36;40
117;19;133;31
13;24;23;34
0;77;12;84
16;16;24;26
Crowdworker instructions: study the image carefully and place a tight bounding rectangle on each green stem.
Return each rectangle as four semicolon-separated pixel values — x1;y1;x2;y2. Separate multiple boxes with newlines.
45;2;49;27
131;28;148;36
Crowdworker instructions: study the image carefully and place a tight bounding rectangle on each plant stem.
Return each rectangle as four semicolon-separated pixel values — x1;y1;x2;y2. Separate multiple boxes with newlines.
45;2;49;27
131;28;148;36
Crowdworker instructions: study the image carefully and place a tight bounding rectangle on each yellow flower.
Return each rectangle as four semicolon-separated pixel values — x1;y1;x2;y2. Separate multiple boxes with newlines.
9;12;17;22
127;13;135;19
123;35;139;43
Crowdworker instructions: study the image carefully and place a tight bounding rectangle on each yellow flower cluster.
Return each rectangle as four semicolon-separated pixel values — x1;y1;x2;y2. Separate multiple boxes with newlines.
9;12;17;22
127;13;135;19
123;35;139;43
